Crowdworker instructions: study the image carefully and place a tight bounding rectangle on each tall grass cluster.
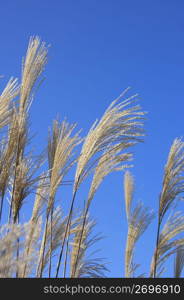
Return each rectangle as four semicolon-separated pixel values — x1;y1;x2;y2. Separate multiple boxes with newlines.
0;37;184;278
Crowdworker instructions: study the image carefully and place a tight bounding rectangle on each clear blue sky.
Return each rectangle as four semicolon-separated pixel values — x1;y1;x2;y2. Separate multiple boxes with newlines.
0;0;184;277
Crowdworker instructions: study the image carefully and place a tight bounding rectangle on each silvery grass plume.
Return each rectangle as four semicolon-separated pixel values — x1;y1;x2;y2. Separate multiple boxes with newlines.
47;119;81;214
152;138;184;277
150;211;184;277
174;245;184;278
8;36;48;224
159;139;184;220
0;116;18;220
0;80;20;220
0;77;19;129
124;171;154;278
19;36;48;113
56;89;146;277
74;88;145;191
70;216;108;278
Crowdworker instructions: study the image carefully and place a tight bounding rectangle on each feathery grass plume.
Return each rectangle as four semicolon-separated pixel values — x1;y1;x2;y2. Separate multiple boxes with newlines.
0;80;20;220
151;211;184;277
20;36;48;113
125;202;154;277
159;139;184;220
174;245;184;278
124;171;154;277
70;216;108;278
0;78;19;129
152;138;184;277
47;119;81;214
0;115;19;220
8;37;48;223
74;89;145;191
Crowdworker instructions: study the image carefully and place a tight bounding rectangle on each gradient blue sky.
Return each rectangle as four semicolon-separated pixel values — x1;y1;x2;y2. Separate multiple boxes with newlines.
0;0;184;277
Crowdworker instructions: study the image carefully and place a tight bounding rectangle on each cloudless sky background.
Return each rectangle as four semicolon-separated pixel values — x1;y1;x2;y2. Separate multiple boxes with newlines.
0;0;184;277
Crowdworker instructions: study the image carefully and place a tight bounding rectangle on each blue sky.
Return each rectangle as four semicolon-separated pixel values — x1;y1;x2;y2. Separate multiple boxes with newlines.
0;0;184;277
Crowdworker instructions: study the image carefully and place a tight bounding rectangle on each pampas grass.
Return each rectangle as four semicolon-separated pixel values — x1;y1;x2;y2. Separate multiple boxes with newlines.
0;36;184;278
124;171;154;277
